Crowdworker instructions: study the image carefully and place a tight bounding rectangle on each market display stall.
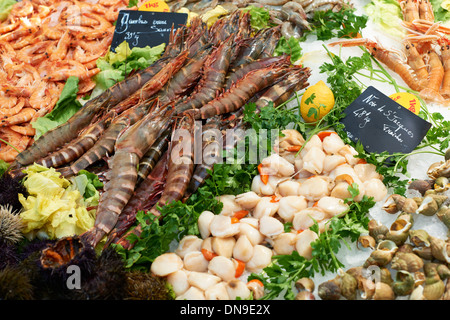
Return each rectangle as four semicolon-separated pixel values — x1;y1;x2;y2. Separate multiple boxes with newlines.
0;0;449;301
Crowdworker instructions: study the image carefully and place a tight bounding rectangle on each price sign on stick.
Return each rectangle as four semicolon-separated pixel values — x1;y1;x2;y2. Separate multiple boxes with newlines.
340;86;432;155
110;10;188;51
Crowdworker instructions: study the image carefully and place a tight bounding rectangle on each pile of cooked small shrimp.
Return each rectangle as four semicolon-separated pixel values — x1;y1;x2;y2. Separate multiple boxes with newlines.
329;0;450;106
0;0;134;162
150;129;388;300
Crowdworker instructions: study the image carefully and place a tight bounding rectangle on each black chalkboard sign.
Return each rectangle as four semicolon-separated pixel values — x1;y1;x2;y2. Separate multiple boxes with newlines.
110;10;188;51
340;86;432;154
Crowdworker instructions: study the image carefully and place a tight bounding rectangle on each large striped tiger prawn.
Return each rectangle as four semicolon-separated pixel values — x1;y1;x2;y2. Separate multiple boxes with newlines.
5;10;311;265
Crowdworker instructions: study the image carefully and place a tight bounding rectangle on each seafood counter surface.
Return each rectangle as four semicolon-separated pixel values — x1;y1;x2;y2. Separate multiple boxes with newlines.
0;0;450;302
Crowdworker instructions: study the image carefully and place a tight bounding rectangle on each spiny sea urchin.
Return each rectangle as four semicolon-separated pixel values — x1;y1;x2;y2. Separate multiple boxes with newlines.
0;265;34;300
0;204;24;245
124;271;175;300
0;173;27;212
70;247;127;300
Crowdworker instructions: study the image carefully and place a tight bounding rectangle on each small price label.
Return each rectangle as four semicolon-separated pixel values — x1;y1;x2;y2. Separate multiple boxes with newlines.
139;0;170;12
389;92;420;115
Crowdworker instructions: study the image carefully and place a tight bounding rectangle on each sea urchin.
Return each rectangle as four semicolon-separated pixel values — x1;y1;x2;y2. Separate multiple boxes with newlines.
0;204;24;245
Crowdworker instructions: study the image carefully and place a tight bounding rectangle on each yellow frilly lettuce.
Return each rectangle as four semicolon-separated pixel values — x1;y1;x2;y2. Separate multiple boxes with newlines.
18;164;96;240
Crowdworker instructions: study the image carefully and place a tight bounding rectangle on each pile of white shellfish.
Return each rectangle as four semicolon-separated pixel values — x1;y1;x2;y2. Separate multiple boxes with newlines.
150;129;390;300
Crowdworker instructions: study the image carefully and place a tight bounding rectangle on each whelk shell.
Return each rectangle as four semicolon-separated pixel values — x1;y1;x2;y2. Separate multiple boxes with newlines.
386;213;414;246
429;236;450;263
417;196;439;216
392;270;415;296
391;252;424;273
409;229;430;248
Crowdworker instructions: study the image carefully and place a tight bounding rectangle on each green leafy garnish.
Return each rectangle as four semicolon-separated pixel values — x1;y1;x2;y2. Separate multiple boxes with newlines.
31;76;82;139
273;36;303;64
242;5;270;30
431;0;450;23
0;0;15;21
364;0;405;38
127;0;138;7
0;159;9;177
93;41;165;93
302;8;368;41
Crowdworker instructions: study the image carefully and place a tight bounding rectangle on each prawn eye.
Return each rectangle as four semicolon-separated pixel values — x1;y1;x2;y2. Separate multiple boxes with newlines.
406;44;410;49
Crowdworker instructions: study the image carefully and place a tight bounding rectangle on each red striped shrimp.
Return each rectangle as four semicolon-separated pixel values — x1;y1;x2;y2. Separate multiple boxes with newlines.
80;105;174;248
329;38;422;92
59;101;154;178
190;65;291;120
36;115;113;169
136;128;171;185
110;50;189;114
174;36;234;114
103;151;169;248
116;113;195;250
182;117;225;201
156;45;213;106
224;54;291;90
255;65;311;110
11;47;182;169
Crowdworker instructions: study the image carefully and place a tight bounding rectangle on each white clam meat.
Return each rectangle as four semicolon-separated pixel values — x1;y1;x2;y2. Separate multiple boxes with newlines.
175;235;203;259
198;210;215;239
295;229;319;260
259;215;284;237
277;195;308;222
209;214;240;238
166;270;190;296
232;235;254;262
150;253;184;277
187;271;222;291
234;191;261;210
246;244;273;273
208;256;236;281
302;146;325;174
183;250;209;272
205;282;230;300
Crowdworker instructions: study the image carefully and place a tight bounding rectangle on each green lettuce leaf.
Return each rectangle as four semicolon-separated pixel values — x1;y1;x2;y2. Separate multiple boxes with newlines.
274;36;303;64
364;0;405;38
31;76;82;139
431;0;450;22
0;0;16;21
93;41;165;91
0;159;9;177
242;5;270;30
